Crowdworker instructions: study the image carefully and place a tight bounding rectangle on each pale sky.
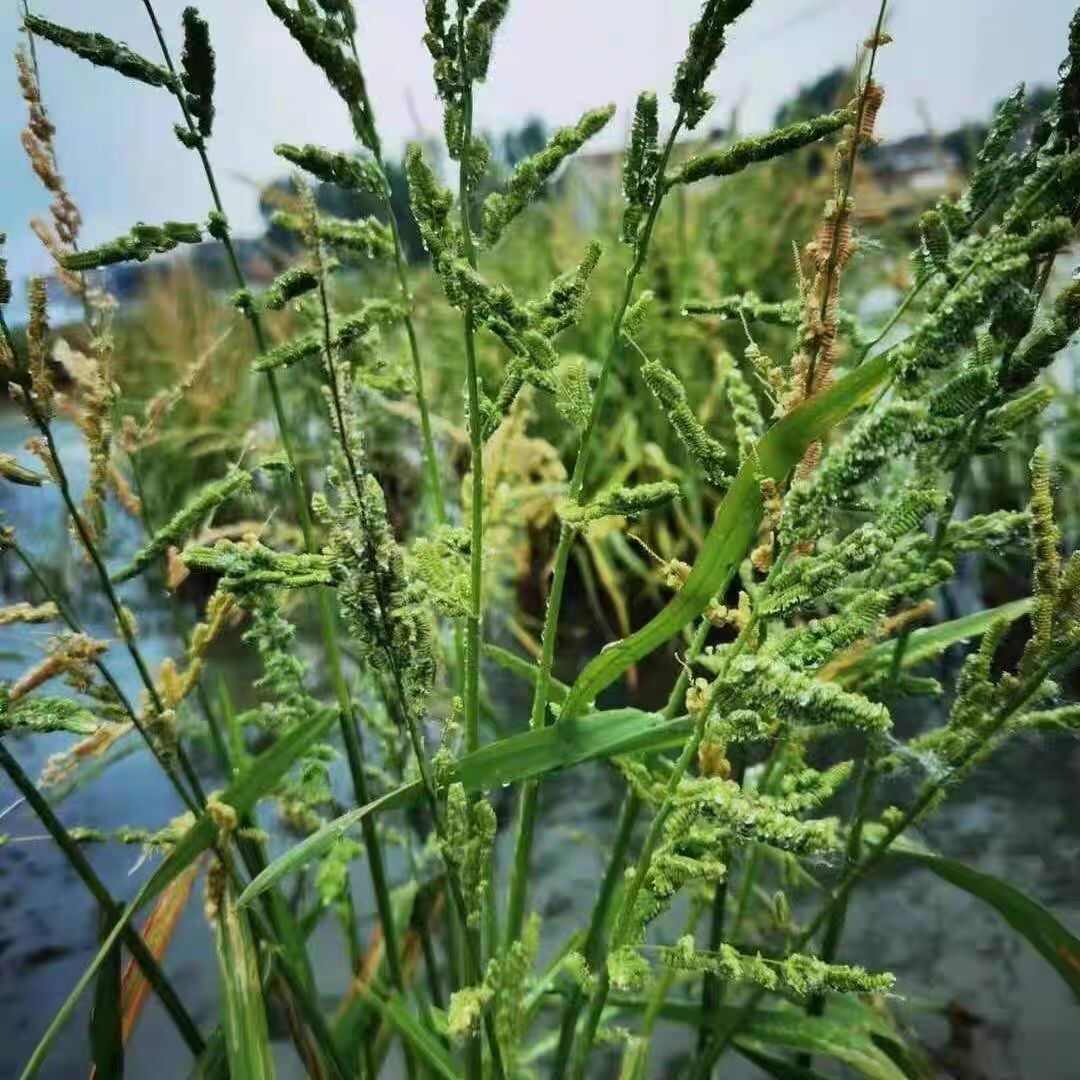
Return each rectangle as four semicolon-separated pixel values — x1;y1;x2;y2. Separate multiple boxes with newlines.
2;0;1078;285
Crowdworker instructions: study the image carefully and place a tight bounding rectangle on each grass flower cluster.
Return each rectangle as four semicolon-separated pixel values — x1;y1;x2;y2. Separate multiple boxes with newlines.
1;1;1079;1078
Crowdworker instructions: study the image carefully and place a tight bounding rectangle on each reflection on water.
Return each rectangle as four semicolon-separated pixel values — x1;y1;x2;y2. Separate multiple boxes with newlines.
0;405;1077;1078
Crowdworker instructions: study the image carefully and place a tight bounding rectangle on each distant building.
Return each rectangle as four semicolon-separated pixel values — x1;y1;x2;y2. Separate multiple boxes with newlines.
865;134;964;195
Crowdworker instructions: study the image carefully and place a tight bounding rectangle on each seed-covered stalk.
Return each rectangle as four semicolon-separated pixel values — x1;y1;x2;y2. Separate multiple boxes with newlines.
548;613;711;1079
567;610;760;1079
807;406;993;1033
690;646;1073;1078
0;740;205;1058
452;17;492;1080
502;106;688;951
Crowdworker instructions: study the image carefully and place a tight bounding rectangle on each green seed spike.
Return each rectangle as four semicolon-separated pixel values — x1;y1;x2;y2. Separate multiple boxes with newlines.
559;481;681;526
178;8;215;143
919;209;952;274
272;210;394;261
182;540;337;594
1025;447;1061;669
23;14;176;90
722;354;763;465
254;301;402;371
482;105;616;245
641;359;729;487
686;292;870;346
981;385;1055;448
667;106;855;187
59;221;203;271
274;143;383;194
463;0;512;83
964;84;1025;221
660;937;893;997
112;468;252;584
672;0;755;129
261;266;319;310
623;92;660;245
405;143;459;263
1;698;99;737
527;241;603;337
722;654;892;733
265;0;379;151
1003;280;1080;390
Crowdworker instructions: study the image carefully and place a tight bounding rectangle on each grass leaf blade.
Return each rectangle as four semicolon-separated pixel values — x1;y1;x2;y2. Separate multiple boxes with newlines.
883;837;1080;1002
560;351;893;719
89;911;124;1080
355;987;461;1080
212;882;276;1080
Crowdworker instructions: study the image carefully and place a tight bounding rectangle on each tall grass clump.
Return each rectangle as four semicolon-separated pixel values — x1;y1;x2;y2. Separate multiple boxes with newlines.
1;1;1079;1077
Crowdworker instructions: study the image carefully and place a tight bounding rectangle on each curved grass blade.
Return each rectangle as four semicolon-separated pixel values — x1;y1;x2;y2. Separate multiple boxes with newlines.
213;883;276;1080
832;598;1033;688
883;835;1080;1002
560;351;893;720
89;911;124;1080
91;862;201;1078
483;643;570;703
736;1044;833;1079
355;987;461;1080
237;708;685;908
610;996;908;1080
18;707;336;1080
186;1028;228;1080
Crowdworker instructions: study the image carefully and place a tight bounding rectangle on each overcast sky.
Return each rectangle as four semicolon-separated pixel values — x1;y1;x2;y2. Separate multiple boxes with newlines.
2;0;1078;285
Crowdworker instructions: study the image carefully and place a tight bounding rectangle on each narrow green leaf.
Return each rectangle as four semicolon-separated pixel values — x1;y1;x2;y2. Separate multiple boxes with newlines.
212;883;276;1080
736;1044;833;1079
560;351;893;719
610;996;908;1080
355;988;461;1080
186;1028;229;1080
882;835;1080;1002
834;598;1033;688
237;708;683;907
482;643;569;703
18;707;336;1079
89;911;124;1080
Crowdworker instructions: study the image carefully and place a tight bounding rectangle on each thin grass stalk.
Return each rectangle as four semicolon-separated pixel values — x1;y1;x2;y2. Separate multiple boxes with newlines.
503;107;688;950
696;748;746;1055
0;740;205;1057
453;19;490;1079
567;610;759;1080
549;616;710;1080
